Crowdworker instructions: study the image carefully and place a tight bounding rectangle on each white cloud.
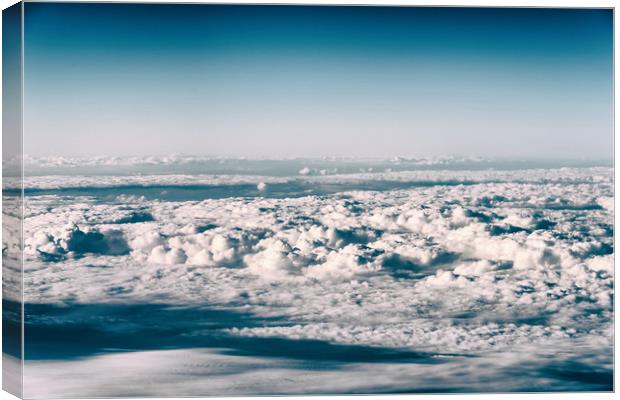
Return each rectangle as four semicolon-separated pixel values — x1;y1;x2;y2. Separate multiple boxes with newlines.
13;166;613;363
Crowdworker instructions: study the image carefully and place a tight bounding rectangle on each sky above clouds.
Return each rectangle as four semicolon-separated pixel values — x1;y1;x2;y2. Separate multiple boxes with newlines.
23;4;613;159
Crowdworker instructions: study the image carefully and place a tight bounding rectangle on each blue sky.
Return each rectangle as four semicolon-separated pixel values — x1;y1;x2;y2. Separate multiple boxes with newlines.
23;4;613;159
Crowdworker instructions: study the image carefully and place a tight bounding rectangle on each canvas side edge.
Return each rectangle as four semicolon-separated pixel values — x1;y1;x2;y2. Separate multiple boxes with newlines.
2;1;24;398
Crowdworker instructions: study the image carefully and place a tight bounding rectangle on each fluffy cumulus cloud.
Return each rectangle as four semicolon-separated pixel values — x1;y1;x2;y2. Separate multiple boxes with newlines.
10;166;613;361
25;225;129;261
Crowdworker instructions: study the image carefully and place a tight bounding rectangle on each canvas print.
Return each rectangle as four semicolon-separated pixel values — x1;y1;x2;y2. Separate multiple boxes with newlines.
2;2;614;397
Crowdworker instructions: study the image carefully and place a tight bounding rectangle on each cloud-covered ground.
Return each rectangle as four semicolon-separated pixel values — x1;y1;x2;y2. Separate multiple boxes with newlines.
5;165;613;395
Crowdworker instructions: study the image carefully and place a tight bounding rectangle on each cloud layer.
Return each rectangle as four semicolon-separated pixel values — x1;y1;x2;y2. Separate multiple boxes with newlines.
13;166;613;362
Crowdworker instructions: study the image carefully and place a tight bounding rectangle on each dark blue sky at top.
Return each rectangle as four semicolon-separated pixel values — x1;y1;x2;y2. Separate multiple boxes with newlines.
23;3;613;158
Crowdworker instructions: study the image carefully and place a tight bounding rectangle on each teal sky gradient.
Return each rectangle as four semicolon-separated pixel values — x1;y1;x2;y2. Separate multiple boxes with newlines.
24;4;613;159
